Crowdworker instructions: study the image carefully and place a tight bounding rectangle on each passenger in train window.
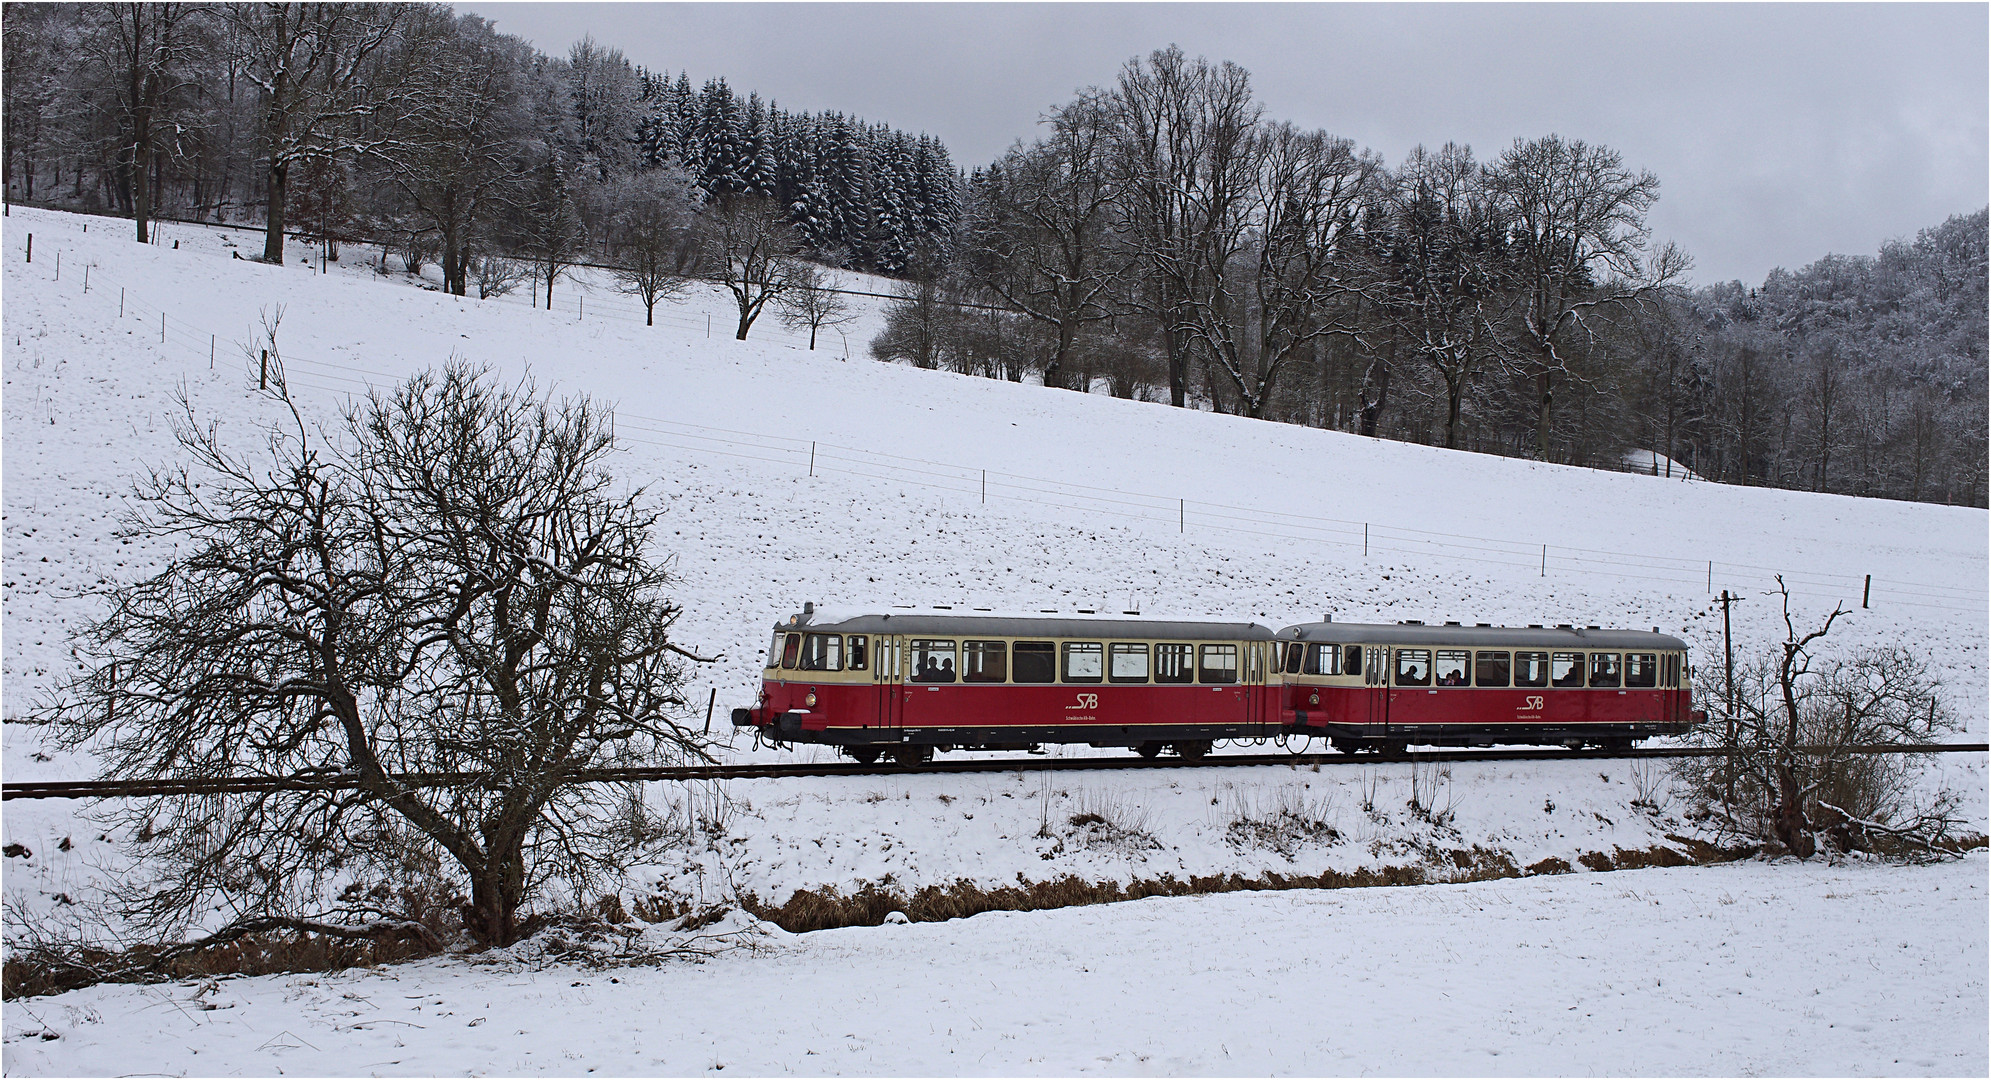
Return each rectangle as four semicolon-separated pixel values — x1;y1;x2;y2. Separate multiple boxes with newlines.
1589;652;1621;688
1155;643;1196;683
912;640;957;683
847;635;868;670
1514;651;1549;687
1434;650;1469;686
963;640;1007;683
1625;653;1658;688
1013;642;1056;683
1551;652;1584;687
1199;644;1238;684
1395;649;1431;686
1475;651;1512;687
1110;643;1151;683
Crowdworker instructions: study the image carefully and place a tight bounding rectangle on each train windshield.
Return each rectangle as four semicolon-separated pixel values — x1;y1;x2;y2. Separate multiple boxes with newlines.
797;634;842;671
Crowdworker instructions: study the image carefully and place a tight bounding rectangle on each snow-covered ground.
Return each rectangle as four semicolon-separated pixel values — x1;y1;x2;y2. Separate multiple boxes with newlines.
6;855;1985;1077
4;206;1987;1071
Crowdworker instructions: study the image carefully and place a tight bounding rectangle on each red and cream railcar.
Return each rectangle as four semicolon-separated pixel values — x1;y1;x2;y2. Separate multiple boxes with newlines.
732;608;1285;763
1276;621;1701;751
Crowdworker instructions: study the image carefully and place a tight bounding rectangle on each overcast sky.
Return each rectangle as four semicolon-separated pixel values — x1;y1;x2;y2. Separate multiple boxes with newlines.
462;2;1987;286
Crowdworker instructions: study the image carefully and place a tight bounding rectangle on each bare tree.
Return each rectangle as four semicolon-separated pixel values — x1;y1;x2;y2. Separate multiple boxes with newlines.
1490;134;1688;459
470;253;531;298
35;354;713;948
227;2;405;264
869;276;945;368
378;8;532;296
1176;122;1377;418
1108;45;1262;408
1681;578;1963;859
86;1;210;243
772;259;856;350
1373;143;1513;448
708;194;796;340
608;167;701;325
961;92;1131;388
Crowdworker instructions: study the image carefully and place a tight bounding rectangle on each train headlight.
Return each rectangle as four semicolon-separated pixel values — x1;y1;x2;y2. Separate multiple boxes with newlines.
805;690;818;707
1309;692;1320;705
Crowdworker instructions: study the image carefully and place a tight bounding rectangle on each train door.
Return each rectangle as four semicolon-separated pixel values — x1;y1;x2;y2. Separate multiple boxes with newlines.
1364;646;1390;734
874;636;905;732
1244;641;1268;734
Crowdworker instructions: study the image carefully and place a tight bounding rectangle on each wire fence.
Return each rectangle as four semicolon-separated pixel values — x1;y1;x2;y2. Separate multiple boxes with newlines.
11;219;1987;619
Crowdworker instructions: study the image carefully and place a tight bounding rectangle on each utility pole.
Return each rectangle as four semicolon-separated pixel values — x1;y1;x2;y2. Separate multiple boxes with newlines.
1719;588;1743;809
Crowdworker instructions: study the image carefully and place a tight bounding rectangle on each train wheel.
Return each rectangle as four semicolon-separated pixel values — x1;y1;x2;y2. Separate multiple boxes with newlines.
1175;741;1211;761
849;747;880;765
1136;742;1163;759
892;745;932;767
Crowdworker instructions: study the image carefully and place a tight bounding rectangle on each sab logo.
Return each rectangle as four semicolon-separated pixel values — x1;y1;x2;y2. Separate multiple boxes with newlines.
1519;695;1545;713
1067;693;1099;710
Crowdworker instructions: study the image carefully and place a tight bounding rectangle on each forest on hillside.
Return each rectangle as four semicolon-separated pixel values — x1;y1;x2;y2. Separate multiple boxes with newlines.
3;5;1983;506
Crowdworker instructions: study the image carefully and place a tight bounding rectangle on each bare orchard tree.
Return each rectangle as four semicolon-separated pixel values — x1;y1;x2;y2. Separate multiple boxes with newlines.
608;167;701;325
1679;578;1963;859
772;259;857;350
470;253;532;299
35;354;713;949
708;194;797;340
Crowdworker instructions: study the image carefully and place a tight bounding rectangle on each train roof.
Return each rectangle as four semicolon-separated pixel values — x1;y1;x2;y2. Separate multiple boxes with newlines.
1278;621;1689;651
774;609;1278;641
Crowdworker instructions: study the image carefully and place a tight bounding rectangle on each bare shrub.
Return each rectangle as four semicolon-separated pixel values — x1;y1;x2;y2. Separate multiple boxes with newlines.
1224;784;1341;859
471;254;532;299
1678;578;1965;860
1408;761;1459;826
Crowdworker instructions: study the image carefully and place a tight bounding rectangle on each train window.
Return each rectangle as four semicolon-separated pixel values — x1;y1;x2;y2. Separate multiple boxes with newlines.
847;635;868;671
1155;643;1195;683
798;634;842;671
1515;651;1549;687
1589;652;1622;688
768;633;785;669
962;640;1007;683
1474;651;1511;687
780;633;801;670
1199;644;1238;684
1063;642;1104;683
1394;649;1431;687
1283;642;1304;675
1663;653;1681;687
1013;641;1056;683
911;640;957;683
1304;643;1342;676
1434;650;1469;686
1345;645;1363;676
1110;643;1151;683
1551;652;1584;687
1625;653;1657;688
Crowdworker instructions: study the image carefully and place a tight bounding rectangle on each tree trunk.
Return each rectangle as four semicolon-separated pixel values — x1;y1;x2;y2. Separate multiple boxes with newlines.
1535;366;1554;460
263;161;287;264
467;858;524;946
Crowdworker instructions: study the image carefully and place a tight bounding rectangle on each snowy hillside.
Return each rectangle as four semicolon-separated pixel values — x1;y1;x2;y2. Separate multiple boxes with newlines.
4;204;1988;1076
5;205;1985;762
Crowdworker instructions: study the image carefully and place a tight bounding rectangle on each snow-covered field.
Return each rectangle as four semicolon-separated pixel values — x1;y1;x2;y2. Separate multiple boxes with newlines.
6;855;1985;1077
4;205;1987;1073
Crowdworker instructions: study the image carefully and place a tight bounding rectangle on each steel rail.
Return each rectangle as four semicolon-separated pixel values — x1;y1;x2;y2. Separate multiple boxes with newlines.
3;743;1983;800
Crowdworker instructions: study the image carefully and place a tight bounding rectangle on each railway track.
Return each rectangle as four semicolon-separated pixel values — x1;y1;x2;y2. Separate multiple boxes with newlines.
4;742;1983;800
